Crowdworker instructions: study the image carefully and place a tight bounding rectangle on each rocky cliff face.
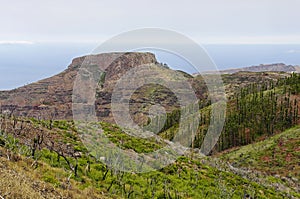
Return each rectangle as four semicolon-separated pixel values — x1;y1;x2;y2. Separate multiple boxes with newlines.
0;52;206;124
0;52;158;121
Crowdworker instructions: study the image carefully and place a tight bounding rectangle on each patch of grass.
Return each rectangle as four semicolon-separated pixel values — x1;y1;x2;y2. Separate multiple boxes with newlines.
221;125;300;180
100;122;165;153
42;172;60;187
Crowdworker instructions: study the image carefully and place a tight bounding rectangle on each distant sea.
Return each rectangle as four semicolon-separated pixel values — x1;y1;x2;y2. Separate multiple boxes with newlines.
1;43;300;90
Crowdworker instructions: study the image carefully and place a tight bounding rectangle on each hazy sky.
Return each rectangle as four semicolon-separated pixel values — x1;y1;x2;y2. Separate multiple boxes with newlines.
1;0;300;44
1;1;300;90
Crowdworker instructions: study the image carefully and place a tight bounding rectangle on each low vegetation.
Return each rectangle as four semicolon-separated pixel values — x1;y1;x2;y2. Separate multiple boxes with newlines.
1;115;299;198
1;72;300;198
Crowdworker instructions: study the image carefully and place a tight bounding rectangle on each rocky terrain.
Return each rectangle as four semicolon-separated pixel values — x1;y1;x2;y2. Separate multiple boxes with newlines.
2;53;293;125
203;63;300;74
1;53;300;198
0;52;207;124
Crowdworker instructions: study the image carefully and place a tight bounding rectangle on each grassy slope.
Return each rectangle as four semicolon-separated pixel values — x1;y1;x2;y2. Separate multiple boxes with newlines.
0;145;293;199
0;119;298;198
1;72;299;198
0;149;107;199
220;125;300;179
217;126;300;197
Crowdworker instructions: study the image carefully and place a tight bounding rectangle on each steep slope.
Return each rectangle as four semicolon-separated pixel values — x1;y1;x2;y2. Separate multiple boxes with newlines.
0;52;207;124
0;52;156;120
218;125;300;194
1;68;300;198
0;153;107;199
159;72;300;155
0;117;297;199
220;125;300;180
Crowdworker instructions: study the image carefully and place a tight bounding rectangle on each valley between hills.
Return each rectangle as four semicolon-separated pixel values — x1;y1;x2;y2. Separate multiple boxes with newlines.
0;52;299;199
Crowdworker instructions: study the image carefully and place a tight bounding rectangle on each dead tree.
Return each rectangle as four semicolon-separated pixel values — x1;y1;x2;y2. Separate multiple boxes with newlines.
50;142;80;177
31;132;44;157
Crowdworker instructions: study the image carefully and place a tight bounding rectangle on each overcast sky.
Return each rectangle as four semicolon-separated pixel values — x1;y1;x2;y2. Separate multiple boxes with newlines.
1;0;300;90
1;0;300;44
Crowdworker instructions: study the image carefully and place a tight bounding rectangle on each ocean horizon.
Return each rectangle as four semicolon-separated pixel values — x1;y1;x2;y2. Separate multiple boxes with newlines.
1;43;300;90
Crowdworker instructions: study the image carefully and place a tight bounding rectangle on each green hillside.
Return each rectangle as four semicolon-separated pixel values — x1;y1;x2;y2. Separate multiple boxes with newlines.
0;118;298;198
220;125;300;181
1;71;300;198
156;72;300;154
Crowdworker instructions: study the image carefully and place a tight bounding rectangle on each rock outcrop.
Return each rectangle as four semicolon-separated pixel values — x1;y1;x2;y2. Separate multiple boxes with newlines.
0;52;157;120
0;52;206;124
203;63;300;74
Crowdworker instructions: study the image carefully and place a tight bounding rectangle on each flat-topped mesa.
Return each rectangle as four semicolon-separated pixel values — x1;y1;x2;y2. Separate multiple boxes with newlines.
0;52;160;120
68;52;157;70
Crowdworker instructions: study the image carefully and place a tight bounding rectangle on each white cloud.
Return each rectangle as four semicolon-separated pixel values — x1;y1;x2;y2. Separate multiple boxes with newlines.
286;49;300;54
1;1;300;44
0;41;34;45
199;35;300;45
